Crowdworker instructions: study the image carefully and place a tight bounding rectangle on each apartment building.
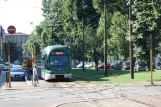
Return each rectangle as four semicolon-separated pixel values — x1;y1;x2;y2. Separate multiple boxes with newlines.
5;32;29;62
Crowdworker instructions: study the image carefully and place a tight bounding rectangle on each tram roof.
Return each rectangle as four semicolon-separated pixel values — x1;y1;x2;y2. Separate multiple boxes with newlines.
42;45;69;55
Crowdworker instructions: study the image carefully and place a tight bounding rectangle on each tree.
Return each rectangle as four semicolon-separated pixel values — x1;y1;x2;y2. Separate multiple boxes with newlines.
133;0;161;64
109;12;129;61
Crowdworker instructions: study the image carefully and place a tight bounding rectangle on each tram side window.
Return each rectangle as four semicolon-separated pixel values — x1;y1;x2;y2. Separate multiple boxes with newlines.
43;56;50;70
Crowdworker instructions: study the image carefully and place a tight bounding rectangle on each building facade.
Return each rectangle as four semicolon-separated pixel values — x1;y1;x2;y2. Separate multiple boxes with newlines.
0;25;6;62
5;32;29;62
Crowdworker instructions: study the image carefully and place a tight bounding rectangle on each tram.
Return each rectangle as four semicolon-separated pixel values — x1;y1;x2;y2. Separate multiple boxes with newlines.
37;45;72;80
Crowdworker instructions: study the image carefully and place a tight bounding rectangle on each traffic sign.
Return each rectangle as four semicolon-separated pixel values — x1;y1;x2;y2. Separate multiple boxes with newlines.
7;25;16;34
130;35;135;41
146;37;152;48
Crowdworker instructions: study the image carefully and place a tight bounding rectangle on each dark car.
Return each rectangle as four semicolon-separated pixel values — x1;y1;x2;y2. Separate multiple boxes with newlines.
111;61;122;70
98;63;111;69
122;61;130;70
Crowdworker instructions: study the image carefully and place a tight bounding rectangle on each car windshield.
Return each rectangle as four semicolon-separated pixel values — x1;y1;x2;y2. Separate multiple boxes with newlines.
50;56;68;66
12;65;21;68
11;68;23;72
111;61;117;65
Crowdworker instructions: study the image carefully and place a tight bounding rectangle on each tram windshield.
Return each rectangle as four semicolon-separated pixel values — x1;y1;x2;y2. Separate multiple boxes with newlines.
50;56;68;66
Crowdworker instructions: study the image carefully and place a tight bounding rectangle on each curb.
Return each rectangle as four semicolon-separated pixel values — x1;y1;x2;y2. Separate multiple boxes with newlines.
0;85;19;90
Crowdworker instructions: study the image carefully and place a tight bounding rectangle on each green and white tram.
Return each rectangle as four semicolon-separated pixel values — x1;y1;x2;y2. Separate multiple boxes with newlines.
37;45;72;80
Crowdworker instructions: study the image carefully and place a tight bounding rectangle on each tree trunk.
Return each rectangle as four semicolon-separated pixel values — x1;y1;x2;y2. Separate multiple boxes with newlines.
92;48;98;71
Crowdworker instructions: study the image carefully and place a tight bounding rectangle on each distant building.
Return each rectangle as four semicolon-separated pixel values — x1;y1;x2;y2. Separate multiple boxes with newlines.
5;32;30;62
0;25;5;62
5;32;29;46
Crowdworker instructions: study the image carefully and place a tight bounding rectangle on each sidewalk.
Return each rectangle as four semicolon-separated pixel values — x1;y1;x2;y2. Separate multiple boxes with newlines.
0;71;33;90
0;71;6;88
0;81;32;90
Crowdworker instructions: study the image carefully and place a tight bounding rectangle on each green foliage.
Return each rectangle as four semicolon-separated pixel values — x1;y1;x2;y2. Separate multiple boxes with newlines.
22;0;161;71
133;0;161;61
109;12;129;61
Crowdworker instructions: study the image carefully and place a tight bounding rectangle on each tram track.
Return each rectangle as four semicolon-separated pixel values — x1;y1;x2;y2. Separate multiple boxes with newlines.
54;82;154;107
53;82;108;107
39;80;158;107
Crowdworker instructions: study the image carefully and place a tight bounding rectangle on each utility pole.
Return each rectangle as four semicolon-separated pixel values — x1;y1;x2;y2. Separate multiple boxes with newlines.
149;35;153;84
82;18;85;72
52;27;54;45
104;2;107;76
129;0;134;79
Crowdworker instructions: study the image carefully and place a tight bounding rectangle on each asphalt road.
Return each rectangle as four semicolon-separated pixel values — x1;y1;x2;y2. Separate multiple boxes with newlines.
0;71;6;88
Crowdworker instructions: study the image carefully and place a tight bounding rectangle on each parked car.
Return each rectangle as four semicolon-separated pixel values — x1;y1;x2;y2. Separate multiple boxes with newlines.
134;61;146;71
77;62;83;68
13;60;20;65
85;62;95;68
10;67;25;80
155;62;161;70
111;61;122;70
98;62;111;69
122;61;130;70
2;62;12;72
0;64;3;74
76;62;86;68
12;64;22;68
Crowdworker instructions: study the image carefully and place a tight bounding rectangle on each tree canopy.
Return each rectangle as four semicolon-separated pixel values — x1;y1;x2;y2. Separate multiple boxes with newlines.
22;0;161;66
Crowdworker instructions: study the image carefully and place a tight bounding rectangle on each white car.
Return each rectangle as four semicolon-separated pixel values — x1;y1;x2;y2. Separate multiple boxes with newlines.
10;68;25;80
2;62;11;72
85;62;95;68
12;64;22;68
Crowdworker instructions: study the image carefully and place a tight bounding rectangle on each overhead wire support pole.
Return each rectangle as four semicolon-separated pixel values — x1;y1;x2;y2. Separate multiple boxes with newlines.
104;2;107;76
52;27;54;45
82;18;85;72
129;0;134;79
150;35;153;84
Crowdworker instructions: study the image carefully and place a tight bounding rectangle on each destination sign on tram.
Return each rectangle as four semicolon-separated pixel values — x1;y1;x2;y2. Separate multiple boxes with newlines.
52;51;66;55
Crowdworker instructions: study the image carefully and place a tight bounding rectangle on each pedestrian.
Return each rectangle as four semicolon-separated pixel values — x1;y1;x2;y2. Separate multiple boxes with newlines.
33;64;38;87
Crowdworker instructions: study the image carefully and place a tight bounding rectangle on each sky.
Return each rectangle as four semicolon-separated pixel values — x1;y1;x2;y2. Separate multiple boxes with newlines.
0;0;44;34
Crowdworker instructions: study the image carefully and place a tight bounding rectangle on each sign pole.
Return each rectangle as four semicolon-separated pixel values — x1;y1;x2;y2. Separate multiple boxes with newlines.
7;25;16;88
8;42;11;88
